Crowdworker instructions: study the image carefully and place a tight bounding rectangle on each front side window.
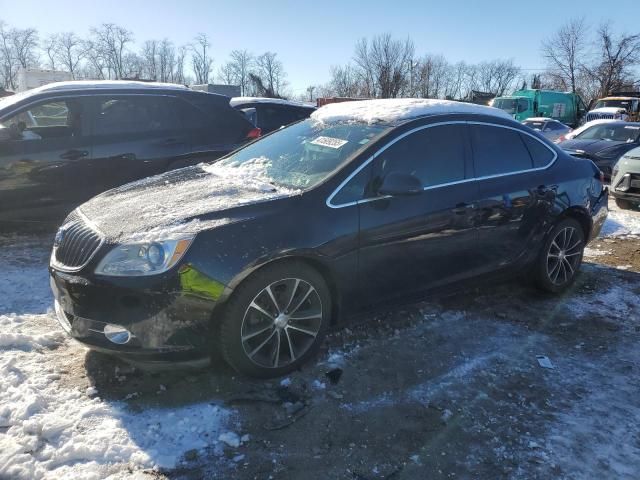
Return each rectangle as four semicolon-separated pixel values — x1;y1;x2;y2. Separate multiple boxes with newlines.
93;96;176;136
470;124;533;176
209;119;389;190
376;124;467;188
2;99;83;140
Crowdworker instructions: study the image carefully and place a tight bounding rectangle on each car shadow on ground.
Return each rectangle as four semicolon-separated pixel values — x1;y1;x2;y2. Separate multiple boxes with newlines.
77;262;640;478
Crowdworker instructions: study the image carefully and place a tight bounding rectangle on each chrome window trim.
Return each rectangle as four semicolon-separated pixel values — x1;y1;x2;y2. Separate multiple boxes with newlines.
326;120;558;209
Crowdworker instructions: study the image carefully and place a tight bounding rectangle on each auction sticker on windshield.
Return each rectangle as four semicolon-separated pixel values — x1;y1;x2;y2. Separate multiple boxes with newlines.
310;136;348;149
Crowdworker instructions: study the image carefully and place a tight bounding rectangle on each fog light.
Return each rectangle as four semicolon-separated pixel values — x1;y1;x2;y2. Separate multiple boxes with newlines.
104;324;132;344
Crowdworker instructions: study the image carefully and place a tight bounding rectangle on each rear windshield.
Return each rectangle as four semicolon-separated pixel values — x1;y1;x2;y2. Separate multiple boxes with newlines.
576;124;640;142
523;121;545;130
210;119;389;190
594;99;631;110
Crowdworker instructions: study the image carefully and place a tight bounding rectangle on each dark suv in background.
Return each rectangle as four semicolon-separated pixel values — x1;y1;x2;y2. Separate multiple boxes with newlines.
230;97;315;134
0;81;258;226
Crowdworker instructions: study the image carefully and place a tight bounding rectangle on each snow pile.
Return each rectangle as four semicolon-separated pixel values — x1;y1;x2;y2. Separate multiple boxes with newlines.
600;204;640;237
311;98;511;125
0;315;236;479
565;119;616;140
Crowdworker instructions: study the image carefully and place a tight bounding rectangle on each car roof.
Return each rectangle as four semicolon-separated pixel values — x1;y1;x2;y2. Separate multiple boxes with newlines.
311;98;511;126
230;96;315;109
29;80;189;94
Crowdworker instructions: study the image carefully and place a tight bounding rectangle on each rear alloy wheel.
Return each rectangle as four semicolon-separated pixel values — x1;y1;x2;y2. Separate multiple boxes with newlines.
219;262;330;378
535;218;585;293
615;198;635;210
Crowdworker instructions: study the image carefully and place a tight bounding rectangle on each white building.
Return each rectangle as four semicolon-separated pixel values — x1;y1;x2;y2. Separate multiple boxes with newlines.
17;68;73;92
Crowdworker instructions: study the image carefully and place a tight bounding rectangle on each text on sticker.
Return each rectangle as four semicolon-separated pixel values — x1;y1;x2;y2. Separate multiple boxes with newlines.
310;136;349;149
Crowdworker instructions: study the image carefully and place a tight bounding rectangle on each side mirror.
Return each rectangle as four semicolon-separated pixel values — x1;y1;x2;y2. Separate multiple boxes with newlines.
378;172;423;196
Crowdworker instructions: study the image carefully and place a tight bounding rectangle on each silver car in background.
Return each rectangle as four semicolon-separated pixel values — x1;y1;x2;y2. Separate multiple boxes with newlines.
522;118;572;143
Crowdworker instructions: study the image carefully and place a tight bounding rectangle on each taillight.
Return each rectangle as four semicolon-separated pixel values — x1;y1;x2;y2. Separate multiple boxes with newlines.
554;135;566;144
246;127;261;140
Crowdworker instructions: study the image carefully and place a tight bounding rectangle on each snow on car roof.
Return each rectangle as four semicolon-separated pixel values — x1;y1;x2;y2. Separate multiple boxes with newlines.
0;80;189;112
311;98;512;125
524;117;558;122
230;97;315;108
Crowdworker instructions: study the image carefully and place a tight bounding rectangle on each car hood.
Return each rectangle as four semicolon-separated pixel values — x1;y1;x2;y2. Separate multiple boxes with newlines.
77;163;301;242
560;138;631;155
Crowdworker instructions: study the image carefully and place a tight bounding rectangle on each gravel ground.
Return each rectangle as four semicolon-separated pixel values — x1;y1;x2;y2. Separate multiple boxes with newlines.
1;199;639;480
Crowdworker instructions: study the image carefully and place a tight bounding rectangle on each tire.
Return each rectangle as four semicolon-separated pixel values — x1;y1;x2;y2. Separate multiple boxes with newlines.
615;198;634;210
534;218;585;293
218;261;331;378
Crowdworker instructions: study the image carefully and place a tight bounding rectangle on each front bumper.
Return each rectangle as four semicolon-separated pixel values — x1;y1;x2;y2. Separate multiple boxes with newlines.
610;173;640;201
50;265;225;364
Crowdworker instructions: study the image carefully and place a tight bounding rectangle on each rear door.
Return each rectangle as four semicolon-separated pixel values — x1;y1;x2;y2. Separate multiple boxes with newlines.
357;122;482;304
85;94;191;196
0;96;92;221
469;122;557;271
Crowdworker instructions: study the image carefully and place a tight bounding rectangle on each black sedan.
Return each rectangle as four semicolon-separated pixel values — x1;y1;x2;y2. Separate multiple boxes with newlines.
559;121;640;178
49;99;608;377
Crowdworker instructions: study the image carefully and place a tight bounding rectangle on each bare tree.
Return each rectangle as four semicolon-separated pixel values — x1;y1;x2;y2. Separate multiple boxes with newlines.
414;54;449;98
328;64;361;97
0;21;18;88
55;32;85;78
90;23;133;79
475;59;520;96
541;18;588;93
157;39;176;82
353;34;414;98
141;39;158;80
255;51;287;97
174;45;187;84
191;33;212;84
12;27;39;69
229;49;253;95
590;23;640;96
217;61;235;85
43;34;58;70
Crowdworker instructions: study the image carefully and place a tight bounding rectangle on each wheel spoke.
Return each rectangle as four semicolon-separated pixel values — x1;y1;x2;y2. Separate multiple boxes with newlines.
249;302;274;321
248;330;277;358
551;260;562;283
565;250;582;257
566;239;582;252
289;286;316;315
285;328;296;362
286;324;318;337
265;285;281;314
564;228;573;249
551;240;561;253
283;279;300;314
289;313;323;321
563;257;574;275
242;324;273;342
272;330;281;368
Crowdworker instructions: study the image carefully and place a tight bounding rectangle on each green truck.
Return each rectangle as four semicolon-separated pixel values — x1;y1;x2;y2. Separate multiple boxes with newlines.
491;89;587;127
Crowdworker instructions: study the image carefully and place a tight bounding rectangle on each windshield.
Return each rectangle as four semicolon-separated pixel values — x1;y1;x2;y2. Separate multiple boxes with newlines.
576;124;640;142
210;119;389;190
493;98;529;114
523;120;545;130
594;99;631;110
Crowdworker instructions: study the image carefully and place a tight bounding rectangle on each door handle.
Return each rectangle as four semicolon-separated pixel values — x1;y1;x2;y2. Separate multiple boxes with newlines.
60;149;89;160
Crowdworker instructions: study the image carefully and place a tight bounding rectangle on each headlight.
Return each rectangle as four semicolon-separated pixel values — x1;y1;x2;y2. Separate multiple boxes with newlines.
95;237;193;276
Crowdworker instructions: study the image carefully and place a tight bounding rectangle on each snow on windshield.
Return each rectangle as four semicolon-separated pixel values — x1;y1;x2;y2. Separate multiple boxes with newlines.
311;98;511;125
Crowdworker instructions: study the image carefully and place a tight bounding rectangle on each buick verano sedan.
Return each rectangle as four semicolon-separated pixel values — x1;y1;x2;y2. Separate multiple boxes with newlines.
50;99;608;377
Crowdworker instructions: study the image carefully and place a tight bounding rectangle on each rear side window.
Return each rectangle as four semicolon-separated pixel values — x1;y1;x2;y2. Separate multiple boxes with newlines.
377;124;467;187
470;124;533;177
521;134;555;168
93;96;177;136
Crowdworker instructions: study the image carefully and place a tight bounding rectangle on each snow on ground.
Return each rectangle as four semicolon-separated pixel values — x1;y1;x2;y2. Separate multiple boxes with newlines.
311;98;511;125
600;201;640;237
0;238;238;480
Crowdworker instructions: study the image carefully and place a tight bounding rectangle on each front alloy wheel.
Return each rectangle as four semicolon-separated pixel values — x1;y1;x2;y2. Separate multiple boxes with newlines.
219;261;330;378
535;218;585;292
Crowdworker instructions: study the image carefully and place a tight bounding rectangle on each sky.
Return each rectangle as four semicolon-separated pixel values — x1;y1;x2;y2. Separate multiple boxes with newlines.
1;0;639;96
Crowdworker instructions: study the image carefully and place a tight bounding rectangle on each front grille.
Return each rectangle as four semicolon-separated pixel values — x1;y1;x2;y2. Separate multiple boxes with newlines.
53;215;103;270
586;113;617;122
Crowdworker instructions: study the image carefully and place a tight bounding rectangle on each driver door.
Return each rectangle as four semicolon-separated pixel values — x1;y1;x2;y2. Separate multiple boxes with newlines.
357;122;481;305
